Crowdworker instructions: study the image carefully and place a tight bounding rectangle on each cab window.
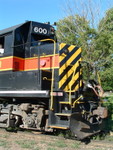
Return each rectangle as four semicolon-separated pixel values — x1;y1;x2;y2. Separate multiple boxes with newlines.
0;34;13;56
0;36;4;54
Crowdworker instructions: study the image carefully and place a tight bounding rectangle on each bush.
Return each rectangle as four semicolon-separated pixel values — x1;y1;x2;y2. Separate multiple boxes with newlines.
103;94;113;131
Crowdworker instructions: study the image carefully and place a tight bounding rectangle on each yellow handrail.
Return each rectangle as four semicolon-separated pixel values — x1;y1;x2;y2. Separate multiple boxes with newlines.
39;39;56;110
72;95;83;108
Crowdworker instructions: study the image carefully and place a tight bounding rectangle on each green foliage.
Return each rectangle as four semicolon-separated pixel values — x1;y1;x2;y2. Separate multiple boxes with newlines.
56;7;113;91
95;8;113;90
100;65;113;91
56;15;97;49
103;94;113;131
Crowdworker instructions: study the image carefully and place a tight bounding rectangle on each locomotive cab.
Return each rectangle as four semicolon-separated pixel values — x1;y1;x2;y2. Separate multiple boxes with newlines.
0;21;58;95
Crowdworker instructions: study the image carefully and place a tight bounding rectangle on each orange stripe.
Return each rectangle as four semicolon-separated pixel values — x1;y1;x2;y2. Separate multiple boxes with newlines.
13;57;24;70
25;55;59;70
0;57;13;70
0;55;59;71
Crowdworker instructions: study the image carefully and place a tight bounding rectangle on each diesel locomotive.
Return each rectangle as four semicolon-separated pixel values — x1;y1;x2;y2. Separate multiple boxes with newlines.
0;21;107;140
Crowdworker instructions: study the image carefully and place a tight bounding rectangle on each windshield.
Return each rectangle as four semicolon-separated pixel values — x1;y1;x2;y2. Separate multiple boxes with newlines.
31;34;54;46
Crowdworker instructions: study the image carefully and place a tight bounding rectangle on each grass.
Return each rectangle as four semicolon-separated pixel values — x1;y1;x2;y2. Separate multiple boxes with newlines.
0;119;112;150
15;138;73;150
54;140;67;148
0;139;7;147
71;142;80;149
0;139;10;148
106;134;113;141
47;148;56;150
48;140;67;148
0;130;113;150
39;138;81;150
1;134;9;138
15;139;37;149
33;148;40;150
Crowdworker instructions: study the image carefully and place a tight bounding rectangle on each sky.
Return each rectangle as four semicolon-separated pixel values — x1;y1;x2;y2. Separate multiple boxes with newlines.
0;0;65;29
0;0;113;30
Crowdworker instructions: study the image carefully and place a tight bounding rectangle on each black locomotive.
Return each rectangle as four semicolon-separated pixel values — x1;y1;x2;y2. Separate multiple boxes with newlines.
0;21;107;140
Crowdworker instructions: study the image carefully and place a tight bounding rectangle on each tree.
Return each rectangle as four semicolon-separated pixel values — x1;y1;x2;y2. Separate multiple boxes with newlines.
56;15;97;65
95;8;113;90
56;4;113;90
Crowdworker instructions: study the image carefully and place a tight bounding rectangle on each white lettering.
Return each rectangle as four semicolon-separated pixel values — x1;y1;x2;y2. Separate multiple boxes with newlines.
34;27;47;34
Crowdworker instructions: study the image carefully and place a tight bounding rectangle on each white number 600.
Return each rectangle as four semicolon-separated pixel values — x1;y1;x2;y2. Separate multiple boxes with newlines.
34;27;47;34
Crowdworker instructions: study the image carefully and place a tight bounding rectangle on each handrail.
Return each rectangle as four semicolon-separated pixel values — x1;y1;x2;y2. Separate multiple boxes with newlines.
72;95;83;108
39;39;56;110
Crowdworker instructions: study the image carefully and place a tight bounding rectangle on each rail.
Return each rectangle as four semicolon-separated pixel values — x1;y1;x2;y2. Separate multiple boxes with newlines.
39;39;56;110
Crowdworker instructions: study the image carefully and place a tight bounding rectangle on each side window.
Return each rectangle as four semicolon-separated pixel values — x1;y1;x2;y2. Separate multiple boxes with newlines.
0;34;13;56
14;29;25;57
4;34;13;55
15;32;23;45
0;36;5;54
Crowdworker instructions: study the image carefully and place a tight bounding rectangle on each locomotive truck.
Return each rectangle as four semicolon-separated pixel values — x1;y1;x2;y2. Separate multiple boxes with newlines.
0;21;107;140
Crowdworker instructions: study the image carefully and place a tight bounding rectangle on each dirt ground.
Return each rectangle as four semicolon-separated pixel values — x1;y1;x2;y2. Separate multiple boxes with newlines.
0;128;113;150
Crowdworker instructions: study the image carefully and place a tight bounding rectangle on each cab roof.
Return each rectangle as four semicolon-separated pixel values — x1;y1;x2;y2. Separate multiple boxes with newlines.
0;21;52;36
0;23;23;35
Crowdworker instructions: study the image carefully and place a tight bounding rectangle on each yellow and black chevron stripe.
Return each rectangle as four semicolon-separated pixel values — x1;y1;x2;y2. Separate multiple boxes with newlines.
59;43;82;92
